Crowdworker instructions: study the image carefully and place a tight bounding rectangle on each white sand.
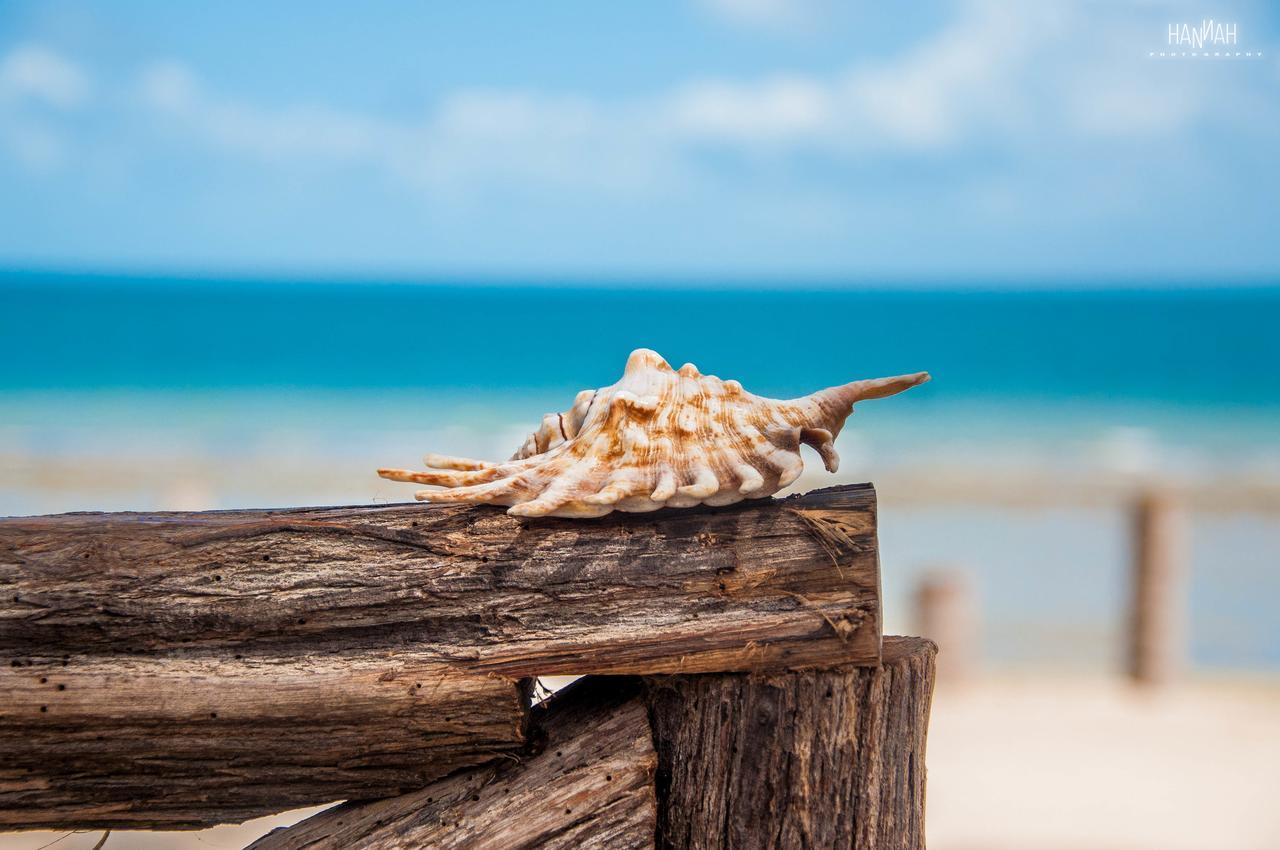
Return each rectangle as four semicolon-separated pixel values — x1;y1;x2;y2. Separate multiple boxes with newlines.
926;674;1280;850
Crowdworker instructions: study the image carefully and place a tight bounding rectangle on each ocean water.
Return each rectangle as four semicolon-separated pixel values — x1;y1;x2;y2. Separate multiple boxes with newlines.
3;272;1279;404
2;272;1278;671
4;272;1279;481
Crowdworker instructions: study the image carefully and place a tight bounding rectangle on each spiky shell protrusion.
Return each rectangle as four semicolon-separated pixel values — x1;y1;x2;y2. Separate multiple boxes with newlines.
379;348;929;518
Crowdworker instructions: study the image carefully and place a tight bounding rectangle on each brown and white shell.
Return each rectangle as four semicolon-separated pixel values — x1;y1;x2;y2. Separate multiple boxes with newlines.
379;348;929;518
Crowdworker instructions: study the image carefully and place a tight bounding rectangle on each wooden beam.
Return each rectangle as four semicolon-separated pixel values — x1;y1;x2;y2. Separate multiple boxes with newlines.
0;485;880;829
1;484;879;675
0;651;527;830
247;678;658;850
645;636;936;850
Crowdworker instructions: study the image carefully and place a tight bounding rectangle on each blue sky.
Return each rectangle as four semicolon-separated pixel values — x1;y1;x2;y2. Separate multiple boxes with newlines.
0;0;1277;282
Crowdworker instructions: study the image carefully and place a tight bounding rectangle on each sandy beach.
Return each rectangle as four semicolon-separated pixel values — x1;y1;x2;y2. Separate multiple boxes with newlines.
926;674;1280;850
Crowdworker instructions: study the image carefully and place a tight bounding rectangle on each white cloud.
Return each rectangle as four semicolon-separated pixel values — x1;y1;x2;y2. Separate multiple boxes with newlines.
678;0;1265;152
140;61;386;160
0;119;67;170
671;75;832;143
0;45;91;171
135;66;685;195
46;1;1271;197
0;44;89;108
137;61;198;112
422;90;670;191
836;1;1037;149
698;0;826;30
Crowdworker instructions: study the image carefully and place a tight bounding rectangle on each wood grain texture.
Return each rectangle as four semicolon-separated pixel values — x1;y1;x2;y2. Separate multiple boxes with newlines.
0;652;527;830
645;636;936;850
0;485;879;830
0;484;881;676
245;639;934;850
248;678;657;850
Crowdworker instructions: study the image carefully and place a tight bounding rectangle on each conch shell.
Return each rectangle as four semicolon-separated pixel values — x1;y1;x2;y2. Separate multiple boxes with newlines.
379;349;929;518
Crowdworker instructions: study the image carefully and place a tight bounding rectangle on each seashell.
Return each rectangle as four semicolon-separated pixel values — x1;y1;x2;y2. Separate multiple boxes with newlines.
379;349;929;519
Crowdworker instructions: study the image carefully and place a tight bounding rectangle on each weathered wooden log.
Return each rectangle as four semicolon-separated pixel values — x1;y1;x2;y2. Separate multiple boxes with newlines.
1;484;879;674
247;678;658;850
0;485;880;829
0;652;528;830
645;636;936;850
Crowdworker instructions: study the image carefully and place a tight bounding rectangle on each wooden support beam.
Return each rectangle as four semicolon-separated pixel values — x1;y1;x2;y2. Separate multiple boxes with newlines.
645;636;936;850
247;678;658;850
0;485;880;829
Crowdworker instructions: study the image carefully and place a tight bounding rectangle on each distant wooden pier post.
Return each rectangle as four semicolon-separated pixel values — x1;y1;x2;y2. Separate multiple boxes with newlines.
1127;490;1189;686
914;570;977;684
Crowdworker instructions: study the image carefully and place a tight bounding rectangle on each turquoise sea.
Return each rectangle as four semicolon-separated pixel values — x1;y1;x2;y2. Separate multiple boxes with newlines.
2;272;1278;672
3;272;1279;404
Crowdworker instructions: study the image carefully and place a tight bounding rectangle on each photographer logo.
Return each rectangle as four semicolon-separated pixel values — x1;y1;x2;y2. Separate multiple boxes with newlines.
1150;19;1262;58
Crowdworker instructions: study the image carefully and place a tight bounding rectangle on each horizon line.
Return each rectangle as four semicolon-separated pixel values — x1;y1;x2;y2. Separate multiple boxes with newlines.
1;265;1278;295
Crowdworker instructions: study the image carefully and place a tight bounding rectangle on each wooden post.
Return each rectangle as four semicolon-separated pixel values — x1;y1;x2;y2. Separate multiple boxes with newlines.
248;678;658;850
644;636;936;850
0;485;881;829
1127;490;1188;686
913;570;977;684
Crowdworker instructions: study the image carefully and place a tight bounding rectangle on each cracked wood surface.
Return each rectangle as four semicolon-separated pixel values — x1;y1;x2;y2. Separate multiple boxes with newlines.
1;485;880;675
0;653;527;830
0;485;880;830
248;678;657;850
246;637;934;850
646;636;936;850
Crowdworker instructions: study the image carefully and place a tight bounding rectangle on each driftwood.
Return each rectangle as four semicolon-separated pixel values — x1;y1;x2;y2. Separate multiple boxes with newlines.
249;678;657;850
250;637;936;850
0;485;880;829
646;636;936;850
